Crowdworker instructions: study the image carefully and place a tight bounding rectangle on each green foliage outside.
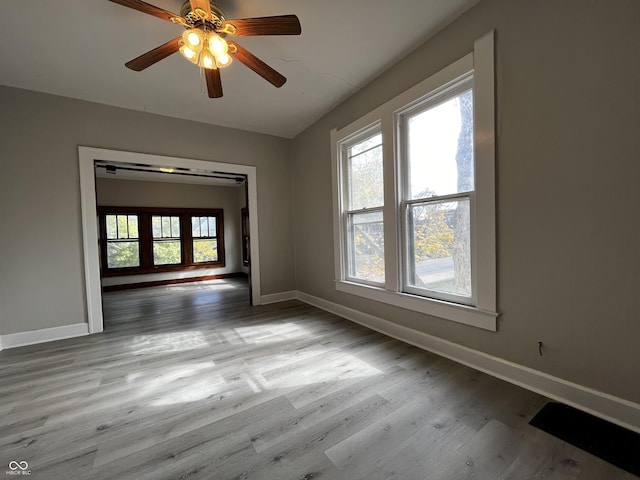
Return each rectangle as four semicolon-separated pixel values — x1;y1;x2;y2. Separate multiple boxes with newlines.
353;217;384;282
193;239;218;263
153;241;181;265
107;241;140;268
411;198;455;262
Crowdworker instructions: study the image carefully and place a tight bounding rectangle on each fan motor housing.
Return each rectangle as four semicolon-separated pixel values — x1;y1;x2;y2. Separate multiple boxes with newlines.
180;1;227;29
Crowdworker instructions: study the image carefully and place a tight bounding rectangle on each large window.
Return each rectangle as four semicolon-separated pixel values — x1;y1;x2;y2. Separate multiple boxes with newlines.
98;207;224;275
331;33;496;330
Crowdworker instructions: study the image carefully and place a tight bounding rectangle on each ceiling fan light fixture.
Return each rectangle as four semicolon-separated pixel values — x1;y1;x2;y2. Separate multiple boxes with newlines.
111;0;302;97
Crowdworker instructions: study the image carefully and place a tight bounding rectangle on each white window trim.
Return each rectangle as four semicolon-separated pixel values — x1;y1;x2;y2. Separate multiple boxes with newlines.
331;32;497;331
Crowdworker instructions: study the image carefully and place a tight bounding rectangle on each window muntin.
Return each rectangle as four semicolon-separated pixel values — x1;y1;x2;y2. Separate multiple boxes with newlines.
105;214;140;269
152;215;182;265
191;215;218;263
401;83;475;304
342;130;384;285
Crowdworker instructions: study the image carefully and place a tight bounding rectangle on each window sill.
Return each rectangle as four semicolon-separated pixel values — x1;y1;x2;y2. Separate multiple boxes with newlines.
335;280;498;331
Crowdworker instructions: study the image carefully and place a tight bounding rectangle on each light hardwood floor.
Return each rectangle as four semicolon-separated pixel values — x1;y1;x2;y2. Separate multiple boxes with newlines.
0;278;636;479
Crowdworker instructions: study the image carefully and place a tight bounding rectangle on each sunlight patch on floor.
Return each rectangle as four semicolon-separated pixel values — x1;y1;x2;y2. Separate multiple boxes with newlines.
127;362;228;406
233;322;311;344
149;376;228;406
130;331;210;353
257;353;383;389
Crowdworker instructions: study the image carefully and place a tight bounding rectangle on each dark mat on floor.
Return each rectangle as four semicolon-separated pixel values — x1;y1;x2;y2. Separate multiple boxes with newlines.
529;402;640;476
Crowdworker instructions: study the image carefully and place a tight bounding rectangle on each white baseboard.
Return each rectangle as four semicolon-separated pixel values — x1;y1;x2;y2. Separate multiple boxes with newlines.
295;291;640;434
0;323;89;351
260;290;297;305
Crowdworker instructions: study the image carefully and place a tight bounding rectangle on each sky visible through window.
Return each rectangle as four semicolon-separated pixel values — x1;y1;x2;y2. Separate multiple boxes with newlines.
408;93;468;198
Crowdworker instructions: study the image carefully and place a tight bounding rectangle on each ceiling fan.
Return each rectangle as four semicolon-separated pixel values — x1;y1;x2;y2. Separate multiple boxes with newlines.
109;0;301;98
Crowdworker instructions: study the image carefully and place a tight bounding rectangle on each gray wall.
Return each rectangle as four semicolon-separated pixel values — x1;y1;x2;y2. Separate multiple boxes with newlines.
96;177;244;284
0;87;294;335
291;0;640;404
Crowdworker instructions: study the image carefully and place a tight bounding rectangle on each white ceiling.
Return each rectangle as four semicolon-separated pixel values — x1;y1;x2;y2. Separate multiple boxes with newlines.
0;0;478;138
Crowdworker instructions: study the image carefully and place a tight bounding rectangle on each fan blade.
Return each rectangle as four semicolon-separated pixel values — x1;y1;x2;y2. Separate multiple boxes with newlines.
125;37;181;71
108;0;182;22
228;41;286;87
205;68;223;98
190;0;211;19
222;15;301;36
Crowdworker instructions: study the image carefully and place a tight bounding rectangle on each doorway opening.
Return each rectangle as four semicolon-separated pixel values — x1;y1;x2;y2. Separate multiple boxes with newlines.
79;147;261;334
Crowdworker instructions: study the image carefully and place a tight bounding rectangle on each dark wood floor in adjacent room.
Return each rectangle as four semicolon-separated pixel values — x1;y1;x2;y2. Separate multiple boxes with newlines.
0;278;635;479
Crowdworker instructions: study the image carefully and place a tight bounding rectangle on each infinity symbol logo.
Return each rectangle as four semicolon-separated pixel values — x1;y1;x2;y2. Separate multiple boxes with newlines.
8;461;29;471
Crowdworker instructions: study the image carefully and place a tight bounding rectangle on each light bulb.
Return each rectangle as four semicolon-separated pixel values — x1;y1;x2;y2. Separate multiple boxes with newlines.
200;51;216;69
216;53;232;67
179;45;198;64
208;34;228;56
182;29;203;51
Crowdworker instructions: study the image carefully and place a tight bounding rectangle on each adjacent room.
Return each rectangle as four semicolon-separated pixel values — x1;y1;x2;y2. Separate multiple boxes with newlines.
1;0;639;478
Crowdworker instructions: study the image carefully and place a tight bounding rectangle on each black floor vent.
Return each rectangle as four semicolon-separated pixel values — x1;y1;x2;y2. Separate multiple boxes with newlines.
529;402;640;477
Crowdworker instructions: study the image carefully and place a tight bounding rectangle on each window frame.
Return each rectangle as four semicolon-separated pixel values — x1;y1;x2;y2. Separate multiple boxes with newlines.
340;124;385;287
331;32;497;331
190;215;220;264
98;206;225;276
151;214;183;266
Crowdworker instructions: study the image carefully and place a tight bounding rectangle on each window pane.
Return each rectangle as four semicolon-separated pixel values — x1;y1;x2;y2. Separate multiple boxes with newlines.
127;215;138;238
161;217;171;238
191;217;201;237
152;216;162;238
407;89;474;199
407;199;470;296
348;135;384;210
117;215;129;239
107;241;139;268
171;216;180;236
106;215;117;240
152;216;180;239
193;239;218;263
348;210;384;283
192;216;217;238
153;240;181;265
